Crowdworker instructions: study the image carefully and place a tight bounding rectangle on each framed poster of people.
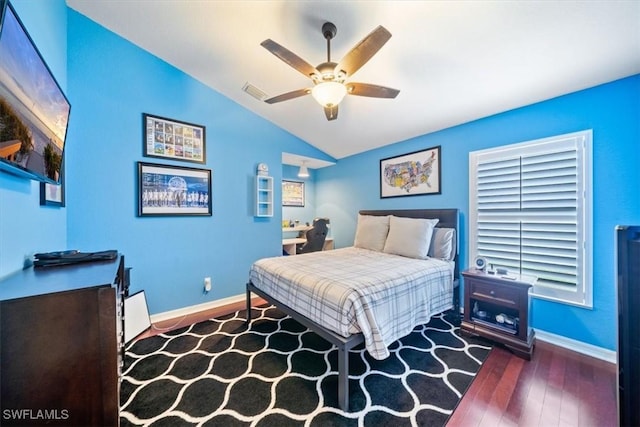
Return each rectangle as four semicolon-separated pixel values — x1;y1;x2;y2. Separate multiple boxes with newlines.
138;162;212;216
143;113;206;164
380;146;441;198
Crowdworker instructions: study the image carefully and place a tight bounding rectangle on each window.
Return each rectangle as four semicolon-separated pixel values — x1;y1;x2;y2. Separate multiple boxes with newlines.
469;130;592;307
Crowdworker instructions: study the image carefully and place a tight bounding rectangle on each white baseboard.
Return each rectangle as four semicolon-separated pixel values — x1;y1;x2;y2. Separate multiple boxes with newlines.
534;328;617;364
150;293;248;324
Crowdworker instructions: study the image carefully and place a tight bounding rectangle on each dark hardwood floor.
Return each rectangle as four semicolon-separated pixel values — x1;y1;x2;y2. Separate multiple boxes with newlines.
448;340;618;427
136;304;618;427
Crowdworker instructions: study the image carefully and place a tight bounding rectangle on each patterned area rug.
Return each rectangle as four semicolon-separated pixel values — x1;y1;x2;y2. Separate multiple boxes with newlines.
120;306;491;426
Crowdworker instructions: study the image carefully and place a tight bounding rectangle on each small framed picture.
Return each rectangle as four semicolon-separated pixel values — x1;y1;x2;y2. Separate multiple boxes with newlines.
40;163;65;207
143;113;206;164
282;180;305;207
40;181;64;207
380;146;441;198
138;162;212;216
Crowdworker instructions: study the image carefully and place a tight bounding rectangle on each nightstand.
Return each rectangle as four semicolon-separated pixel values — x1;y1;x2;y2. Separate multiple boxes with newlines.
461;269;536;360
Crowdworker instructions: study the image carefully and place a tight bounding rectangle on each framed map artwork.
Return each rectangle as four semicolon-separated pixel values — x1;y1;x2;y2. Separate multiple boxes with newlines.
380;146;441;198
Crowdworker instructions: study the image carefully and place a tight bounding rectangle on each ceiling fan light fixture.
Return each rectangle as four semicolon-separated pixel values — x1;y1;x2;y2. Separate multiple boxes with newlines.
311;81;347;107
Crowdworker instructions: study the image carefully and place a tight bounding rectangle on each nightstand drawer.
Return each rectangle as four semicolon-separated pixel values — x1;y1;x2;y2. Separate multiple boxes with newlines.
470;280;519;307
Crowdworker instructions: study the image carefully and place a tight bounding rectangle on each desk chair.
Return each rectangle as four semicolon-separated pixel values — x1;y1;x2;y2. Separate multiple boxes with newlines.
297;218;329;254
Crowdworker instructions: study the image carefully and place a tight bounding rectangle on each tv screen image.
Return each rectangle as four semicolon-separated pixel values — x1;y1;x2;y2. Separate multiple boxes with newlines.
0;0;70;183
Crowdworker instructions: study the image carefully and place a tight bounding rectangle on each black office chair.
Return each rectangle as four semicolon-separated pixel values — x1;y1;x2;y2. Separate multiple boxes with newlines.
297;218;329;254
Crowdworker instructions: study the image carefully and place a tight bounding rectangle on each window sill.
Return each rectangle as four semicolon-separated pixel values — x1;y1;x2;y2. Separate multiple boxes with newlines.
530;290;593;310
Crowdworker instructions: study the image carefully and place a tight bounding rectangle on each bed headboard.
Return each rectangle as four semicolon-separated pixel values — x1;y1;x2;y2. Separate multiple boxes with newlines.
358;208;460;279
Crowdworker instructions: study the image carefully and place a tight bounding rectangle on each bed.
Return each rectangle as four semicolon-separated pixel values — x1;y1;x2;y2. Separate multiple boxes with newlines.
246;208;459;411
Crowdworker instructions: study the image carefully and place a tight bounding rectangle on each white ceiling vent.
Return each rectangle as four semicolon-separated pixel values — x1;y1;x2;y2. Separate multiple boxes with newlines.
242;82;267;101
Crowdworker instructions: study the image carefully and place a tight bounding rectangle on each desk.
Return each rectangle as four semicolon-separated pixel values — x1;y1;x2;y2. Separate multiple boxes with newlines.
282;225;312;233
283;237;334;255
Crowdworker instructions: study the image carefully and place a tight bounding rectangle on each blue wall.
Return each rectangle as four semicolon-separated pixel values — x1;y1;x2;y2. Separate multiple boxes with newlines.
317;75;640;350
0;0;67;278
65;10;333;314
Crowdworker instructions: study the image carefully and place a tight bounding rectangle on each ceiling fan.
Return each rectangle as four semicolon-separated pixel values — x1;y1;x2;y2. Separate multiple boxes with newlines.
261;22;400;121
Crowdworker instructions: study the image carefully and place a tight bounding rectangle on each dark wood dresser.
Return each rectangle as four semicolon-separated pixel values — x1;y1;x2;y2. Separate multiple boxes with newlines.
0;255;126;426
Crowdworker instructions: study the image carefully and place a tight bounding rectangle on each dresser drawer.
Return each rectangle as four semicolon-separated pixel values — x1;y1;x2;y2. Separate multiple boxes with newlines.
470;280;519;307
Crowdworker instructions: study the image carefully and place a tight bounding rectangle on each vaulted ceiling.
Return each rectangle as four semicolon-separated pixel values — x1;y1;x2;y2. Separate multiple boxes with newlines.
67;1;640;163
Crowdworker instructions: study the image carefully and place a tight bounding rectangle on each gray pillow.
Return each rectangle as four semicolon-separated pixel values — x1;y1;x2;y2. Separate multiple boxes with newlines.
383;216;439;259
428;228;456;260
353;214;390;252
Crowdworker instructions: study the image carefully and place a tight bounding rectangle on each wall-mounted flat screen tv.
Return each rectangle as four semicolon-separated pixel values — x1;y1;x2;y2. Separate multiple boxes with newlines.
0;0;70;184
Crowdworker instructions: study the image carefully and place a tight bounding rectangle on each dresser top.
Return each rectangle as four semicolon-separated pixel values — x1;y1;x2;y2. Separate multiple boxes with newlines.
0;255;122;302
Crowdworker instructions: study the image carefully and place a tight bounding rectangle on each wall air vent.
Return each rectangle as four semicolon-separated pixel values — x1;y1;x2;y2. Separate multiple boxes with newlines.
242;82;268;101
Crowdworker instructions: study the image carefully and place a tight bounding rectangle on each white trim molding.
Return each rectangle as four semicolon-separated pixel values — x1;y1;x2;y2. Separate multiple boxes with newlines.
150;293;247;324
534;328;616;364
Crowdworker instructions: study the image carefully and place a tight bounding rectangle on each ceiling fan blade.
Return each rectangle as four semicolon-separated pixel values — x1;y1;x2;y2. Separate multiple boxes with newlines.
324;105;338;121
261;39;319;78
347;82;399;98
264;88;311;104
335;26;392;77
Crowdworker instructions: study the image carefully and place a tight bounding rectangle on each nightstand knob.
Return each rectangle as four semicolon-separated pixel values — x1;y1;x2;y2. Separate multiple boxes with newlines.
490;290;495;296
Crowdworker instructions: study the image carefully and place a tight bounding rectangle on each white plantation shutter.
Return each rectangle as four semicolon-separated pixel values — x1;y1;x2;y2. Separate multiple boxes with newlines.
469;130;592;307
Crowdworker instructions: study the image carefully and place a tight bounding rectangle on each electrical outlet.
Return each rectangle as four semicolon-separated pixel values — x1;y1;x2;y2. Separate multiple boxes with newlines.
204;277;212;292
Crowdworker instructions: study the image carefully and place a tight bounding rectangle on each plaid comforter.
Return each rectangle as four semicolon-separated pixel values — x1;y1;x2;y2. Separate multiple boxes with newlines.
249;247;454;360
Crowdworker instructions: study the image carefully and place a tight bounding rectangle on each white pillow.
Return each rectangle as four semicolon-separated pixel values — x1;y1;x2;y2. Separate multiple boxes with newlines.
353;214;390;252
428;227;456;261
383;216;439;259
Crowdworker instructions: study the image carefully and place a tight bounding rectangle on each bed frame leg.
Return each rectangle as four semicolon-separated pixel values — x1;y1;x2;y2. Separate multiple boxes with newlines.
338;347;349;412
245;283;252;328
